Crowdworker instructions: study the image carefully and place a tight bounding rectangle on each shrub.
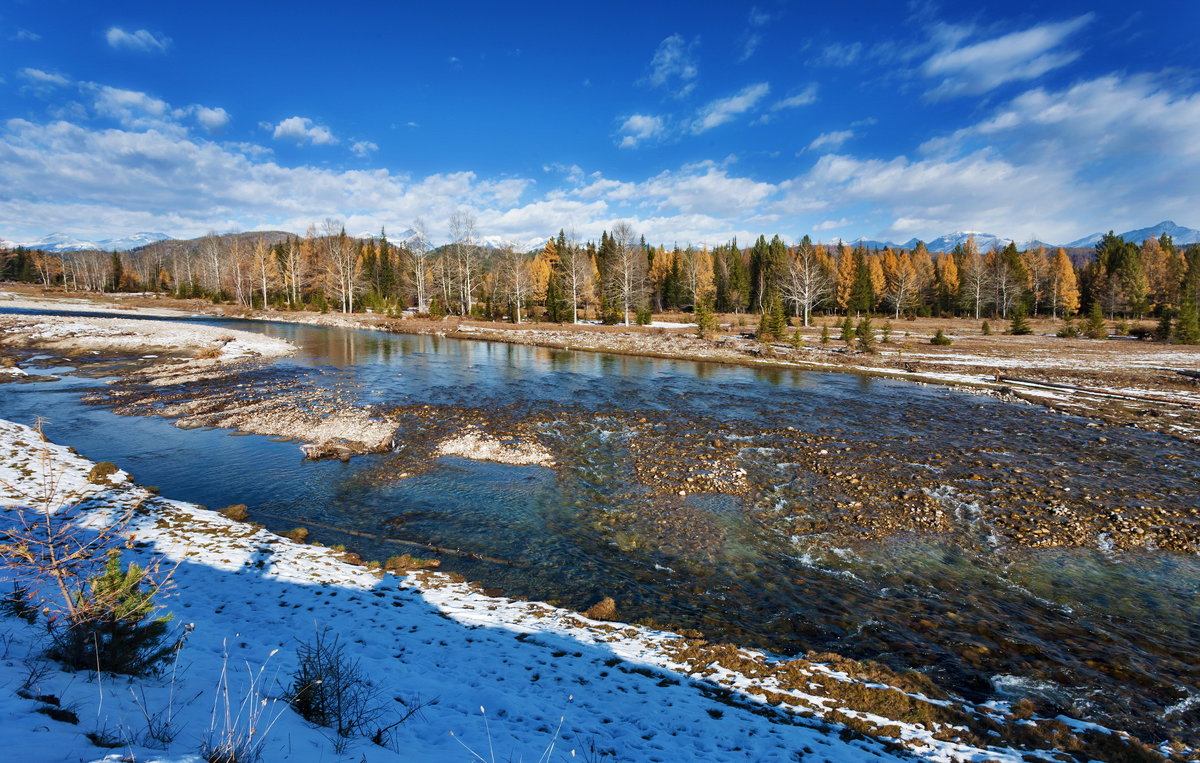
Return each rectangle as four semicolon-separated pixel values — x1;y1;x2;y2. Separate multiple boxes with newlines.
289;629;387;742
980;320;991;336
1;583;39;623
383;554;440;572
219;504;249;522
1083;302;1107;339
634;305;652;326
284;527;309;543
930;329;952;346
87;462;120;485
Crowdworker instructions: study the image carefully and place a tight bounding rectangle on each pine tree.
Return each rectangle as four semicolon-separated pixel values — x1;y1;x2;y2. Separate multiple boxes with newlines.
109;251;124;292
50;551;176;675
544;271;568;323
1009;304;1032;335
1084;301;1108;339
820;324;831;345
855;316;876;352
981;320;991;336
930;328;952;345
1155;309;1174;342
839;316;855;345
1176;294;1200;344
694;297;718;338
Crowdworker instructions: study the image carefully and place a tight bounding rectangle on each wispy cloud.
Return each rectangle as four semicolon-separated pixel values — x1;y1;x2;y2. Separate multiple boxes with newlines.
105;26;171;54
922;14;1093;100
19;67;70;89
11;28;41;42
814;218;852;231
644;34;699;98
270;116;337;145
691;83;770;133
618;114;666;148
350;140;378;157
771;85;819;111
807;130;854;151
738;6;773;62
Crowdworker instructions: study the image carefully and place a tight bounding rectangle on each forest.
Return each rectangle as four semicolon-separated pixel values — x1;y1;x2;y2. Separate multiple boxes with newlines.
3;215;1199;343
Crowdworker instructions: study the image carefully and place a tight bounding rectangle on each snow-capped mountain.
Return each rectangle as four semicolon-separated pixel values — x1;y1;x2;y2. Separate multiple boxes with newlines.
1068;221;1200;249
104;232;174;250
14;232;174;252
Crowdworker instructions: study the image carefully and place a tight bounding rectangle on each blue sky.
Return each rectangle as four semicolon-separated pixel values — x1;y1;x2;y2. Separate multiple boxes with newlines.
2;0;1199;246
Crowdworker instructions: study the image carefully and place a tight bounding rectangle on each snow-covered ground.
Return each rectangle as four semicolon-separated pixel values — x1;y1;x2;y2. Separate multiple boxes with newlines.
0;313;292;360
0;418;1093;763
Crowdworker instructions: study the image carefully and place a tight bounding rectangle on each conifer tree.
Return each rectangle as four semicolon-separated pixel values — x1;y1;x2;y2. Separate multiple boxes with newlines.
694;296;718;338
1009;304;1032;335
1176;294;1200;344
855;316;876;352
839;315;855;345
1084;300;1108;339
930;328;952;345
820;324;831;344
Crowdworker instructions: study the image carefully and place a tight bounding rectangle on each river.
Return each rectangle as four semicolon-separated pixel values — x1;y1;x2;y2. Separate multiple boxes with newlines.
2;310;1197;745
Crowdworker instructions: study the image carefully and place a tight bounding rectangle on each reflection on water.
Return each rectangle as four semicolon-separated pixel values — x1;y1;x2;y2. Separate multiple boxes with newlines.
1;311;1198;742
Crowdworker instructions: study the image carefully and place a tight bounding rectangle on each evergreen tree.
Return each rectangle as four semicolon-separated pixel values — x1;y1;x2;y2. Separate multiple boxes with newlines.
1176;294;1200;344
109;251;124;292
819;324;831;345
694;296;718;338
981;320;991;336
855;316;876;352
930;328;952;345
544;271;568;323
1009;304;1032;335
839;315;855;345
49;551;176;675
1084;300;1108;339
1155;309;1174;342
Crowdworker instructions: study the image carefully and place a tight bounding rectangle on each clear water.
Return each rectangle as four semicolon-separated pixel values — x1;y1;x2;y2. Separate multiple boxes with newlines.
2;310;1197;741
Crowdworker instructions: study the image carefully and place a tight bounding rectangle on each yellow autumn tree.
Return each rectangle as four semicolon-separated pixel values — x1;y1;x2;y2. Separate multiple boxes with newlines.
835;245;856;312
1051;248;1079;318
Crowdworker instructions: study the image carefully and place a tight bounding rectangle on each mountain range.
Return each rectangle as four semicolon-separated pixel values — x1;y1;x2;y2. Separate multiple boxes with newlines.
834;221;1199;252
3;232;174;252
4;221;1199;254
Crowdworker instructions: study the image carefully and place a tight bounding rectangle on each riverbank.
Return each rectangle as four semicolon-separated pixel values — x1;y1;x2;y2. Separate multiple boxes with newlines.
8;286;1198;441
0;418;1172;762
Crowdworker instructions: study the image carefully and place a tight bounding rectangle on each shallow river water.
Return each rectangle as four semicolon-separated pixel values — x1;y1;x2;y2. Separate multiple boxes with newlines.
2;311;1198;743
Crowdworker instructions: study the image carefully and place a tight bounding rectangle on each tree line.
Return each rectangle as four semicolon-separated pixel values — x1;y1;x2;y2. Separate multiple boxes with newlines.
3;219;1198;341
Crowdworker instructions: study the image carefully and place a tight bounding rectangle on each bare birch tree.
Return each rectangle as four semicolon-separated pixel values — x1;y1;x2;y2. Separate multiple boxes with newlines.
608;221;647;326
780;236;833;326
406;219;431;313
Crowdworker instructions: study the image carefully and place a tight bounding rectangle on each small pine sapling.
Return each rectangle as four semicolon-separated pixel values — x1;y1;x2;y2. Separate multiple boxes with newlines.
880;320;892;343
839;316;855;346
1084;301;1107;339
930;329;952;345
819;324;830;345
981;320;992;336
855;316;876;353
1009;304;1032;335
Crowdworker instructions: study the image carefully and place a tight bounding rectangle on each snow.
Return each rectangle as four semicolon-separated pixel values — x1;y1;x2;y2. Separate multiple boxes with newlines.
0;419;1049;762
435;430;555;466
0;314;292;360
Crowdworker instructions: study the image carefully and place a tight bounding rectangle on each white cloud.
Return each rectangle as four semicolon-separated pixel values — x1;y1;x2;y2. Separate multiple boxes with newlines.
644;34;699;97
691;83;770;133
105;26;171;54
194;106;230;131
618;114;665;148
350;140;378;157
812;42;863;68
807;130;854;151
12;28;41;42
271;116;337;145
922;14;1093;100
90;85;170;127
19;68;70;88
771;85;819;111
814;218;852;231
